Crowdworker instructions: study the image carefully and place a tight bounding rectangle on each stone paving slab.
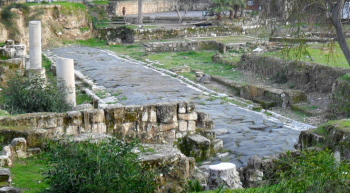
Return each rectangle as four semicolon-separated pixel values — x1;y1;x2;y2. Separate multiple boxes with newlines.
48;46;312;168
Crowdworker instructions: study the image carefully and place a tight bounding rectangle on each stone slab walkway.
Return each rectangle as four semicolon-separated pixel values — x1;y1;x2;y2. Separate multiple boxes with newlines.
48;46;312;168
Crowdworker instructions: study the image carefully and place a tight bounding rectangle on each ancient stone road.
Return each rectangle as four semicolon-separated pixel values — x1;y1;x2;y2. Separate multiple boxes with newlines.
48;46;312;168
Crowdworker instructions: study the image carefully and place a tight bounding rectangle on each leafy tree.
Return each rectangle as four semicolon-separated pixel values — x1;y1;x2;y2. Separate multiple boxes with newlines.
42;138;156;193
211;0;232;20
229;0;245;19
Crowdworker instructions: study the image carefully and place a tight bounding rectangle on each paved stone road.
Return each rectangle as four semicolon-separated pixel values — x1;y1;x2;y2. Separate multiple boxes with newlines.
48;46;311;168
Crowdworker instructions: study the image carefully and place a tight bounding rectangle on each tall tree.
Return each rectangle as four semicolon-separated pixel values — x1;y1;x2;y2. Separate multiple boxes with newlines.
229;0;245;19
211;0;231;20
138;0;143;24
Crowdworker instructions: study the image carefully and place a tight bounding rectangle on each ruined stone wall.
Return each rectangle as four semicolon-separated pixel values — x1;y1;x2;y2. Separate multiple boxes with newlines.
107;0;212;16
238;54;350;93
98;26;242;43
108;0;176;16
0;101;213;146
144;41;221;52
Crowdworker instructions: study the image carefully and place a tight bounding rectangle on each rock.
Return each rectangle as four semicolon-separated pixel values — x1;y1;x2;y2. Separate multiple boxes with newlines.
212;139;223;152
0;168;11;187
214;129;229;136
178;112;198;121
199;74;211;84
178;135;211;160
141;144;195;192
10;138;27;158
208;162;242;190
3;48;15;58
0;187;21;193
0;156;11;167
73;103;94;111
199;130;216;140
4;40;14;46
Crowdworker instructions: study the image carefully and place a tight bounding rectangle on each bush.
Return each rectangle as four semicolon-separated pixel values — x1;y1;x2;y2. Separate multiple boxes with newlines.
271;150;350;192
1;74;72;114
42;138;156;193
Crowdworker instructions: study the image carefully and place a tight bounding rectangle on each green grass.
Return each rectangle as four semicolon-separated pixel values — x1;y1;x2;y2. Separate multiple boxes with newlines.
76;90;92;105
92;0;109;5
0;42;5;47
27;1;86;12
10;157;49;193
145;51;243;82
263;41;350;68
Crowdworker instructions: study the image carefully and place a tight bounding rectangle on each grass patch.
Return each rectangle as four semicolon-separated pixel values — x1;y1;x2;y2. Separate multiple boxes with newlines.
27;1;86;12
76;90;92;105
10;157;49;193
145;51;244;82
263;41;350;68
92;0;109;5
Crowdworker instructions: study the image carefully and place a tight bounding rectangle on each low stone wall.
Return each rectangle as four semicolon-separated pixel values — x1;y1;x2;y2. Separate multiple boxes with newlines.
125;16;206;24
98;26;242;43
0;101;213;146
237;54;350;93
144;41;222;52
269;37;332;43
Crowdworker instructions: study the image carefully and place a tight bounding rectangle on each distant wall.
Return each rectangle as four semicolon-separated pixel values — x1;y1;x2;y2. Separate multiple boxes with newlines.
144;41;222;52
107;0;212;16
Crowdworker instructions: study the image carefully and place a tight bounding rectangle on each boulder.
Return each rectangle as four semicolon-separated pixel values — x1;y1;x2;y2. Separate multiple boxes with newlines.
178;135;211;160
0;168;11;187
0;187;21;193
199;74;211;84
208;162;242;190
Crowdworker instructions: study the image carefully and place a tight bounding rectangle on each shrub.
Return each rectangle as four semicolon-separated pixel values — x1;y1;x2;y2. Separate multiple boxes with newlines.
1;74;71;114
271;150;350;192
41;138;156;193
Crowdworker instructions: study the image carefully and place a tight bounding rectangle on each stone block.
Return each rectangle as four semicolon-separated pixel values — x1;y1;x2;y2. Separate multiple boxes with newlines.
156;103;177;123
188;121;196;131
150;109;157;123
197;119;214;129
26;129;48;148
159;122;178;132
178;120;188;132
178;112;198;121
0;168;11;187
10;138;27;158
199;130;216;140
178;135;211;160
142;111;148;122
13;44;26;57
3;48;15;58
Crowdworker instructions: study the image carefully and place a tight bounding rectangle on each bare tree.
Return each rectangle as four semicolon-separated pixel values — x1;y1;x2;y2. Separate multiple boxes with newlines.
138;0;143;24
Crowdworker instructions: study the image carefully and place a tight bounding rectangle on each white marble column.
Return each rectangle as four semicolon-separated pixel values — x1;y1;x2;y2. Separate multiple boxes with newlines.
56;58;76;107
29;20;42;69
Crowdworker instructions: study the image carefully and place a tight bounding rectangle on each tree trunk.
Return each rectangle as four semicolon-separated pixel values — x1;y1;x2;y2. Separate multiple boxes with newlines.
138;0;143;24
229;10;234;20
234;5;239;19
240;7;244;17
330;0;350;66
217;12;222;20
